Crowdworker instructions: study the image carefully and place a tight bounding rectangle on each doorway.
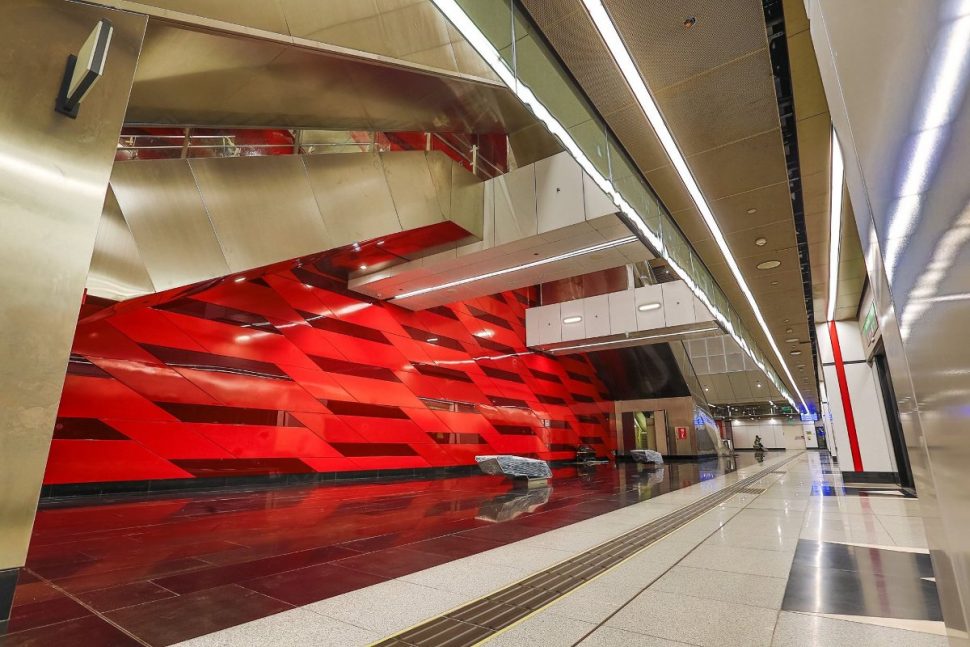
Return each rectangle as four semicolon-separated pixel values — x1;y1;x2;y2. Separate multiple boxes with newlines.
873;345;915;489
633;411;655;450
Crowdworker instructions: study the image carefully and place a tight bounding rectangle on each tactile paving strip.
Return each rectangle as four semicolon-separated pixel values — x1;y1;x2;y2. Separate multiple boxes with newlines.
373;454;802;647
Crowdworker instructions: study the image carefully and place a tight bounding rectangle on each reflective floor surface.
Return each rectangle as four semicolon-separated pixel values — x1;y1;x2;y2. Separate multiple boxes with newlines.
4;457;744;646
159;450;946;647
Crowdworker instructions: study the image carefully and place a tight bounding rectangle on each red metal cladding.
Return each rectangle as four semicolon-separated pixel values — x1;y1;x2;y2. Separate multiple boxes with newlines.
48;269;615;485
828;321;864;471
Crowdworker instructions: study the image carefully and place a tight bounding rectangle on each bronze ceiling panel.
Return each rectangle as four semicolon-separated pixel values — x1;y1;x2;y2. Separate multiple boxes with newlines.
603;104;669;171
602;0;768;91
687;129;790;200
521;0;838;407
653;50;779;156
692;220;799;261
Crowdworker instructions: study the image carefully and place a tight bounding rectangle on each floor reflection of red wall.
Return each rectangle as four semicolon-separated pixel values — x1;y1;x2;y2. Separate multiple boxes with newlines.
48;265;614;485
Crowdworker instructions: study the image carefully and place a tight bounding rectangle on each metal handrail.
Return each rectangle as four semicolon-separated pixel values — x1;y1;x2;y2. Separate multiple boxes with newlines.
116;128;507;178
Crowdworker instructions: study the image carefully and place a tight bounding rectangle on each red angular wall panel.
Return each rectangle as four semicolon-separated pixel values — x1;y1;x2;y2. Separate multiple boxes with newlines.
47;264;615;485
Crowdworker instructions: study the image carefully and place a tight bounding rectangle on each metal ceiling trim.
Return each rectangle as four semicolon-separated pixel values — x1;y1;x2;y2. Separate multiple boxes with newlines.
764;0;823;410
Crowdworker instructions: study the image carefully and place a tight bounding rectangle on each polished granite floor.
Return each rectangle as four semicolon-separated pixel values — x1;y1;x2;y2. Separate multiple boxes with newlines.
4;457;747;646
163;451;947;647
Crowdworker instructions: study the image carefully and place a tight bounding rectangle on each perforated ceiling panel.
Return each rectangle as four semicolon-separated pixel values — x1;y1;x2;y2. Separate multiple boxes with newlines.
519;0;854;410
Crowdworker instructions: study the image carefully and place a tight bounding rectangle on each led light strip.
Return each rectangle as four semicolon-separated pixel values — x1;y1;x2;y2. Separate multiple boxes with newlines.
428;0;798;411
580;0;806;411
391;236;636;300
826;129;845;321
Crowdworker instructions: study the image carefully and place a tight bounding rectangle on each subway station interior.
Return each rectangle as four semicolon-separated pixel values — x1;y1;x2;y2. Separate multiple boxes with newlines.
1;0;969;645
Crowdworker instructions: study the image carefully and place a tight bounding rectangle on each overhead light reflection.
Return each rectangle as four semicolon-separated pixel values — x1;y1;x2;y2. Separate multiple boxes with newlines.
883;6;970;280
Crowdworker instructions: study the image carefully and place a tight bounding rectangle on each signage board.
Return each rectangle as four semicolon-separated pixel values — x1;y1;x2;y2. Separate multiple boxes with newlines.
676;426;688;440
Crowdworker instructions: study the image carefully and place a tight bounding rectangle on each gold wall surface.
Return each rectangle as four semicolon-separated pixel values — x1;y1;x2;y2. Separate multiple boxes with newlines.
83;0;502;83
89;151;485;298
0;0;146;570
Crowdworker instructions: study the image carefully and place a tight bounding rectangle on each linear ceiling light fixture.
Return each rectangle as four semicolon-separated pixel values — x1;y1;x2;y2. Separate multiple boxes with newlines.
580;0;806;412
827;128;845;321
391;236;636;301
428;0;798;411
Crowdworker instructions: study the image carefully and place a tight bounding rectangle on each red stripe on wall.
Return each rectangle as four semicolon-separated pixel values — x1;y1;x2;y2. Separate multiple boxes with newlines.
829;321;863;471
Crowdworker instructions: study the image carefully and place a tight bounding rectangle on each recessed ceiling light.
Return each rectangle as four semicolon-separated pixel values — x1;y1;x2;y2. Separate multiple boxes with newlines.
790;350;802;356
757;383;762;388
785;328;793;334
359;264;367;270
770;281;779;286
376;240;385;246
638;302;661;312
746;208;757;214
757;260;781;270
754;237;767;246
783;319;790;323
426;337;438;343
785;337;798;343
563;315;583;324
704;387;709;391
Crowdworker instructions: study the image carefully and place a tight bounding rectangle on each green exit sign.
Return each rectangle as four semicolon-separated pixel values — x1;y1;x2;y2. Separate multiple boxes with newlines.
780;405;794;414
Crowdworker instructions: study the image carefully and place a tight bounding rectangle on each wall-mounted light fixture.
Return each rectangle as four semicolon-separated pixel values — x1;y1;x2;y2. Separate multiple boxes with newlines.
56;19;113;118
637;302;661;312
562;315;583;324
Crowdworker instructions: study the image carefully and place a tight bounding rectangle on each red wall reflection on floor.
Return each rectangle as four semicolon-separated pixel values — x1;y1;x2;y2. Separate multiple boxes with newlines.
49;264;614;485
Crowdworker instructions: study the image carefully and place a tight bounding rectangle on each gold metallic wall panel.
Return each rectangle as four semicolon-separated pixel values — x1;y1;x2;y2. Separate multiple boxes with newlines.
787;29;828;120
110;159;230;291
122;0;289;32
87;188;155;301
104;152;484;295
303;153;401;247
382;152;450;231
449;161;486;240
0;0;146;570
91;0;500;82
126;19;535;133
189;155;330;272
